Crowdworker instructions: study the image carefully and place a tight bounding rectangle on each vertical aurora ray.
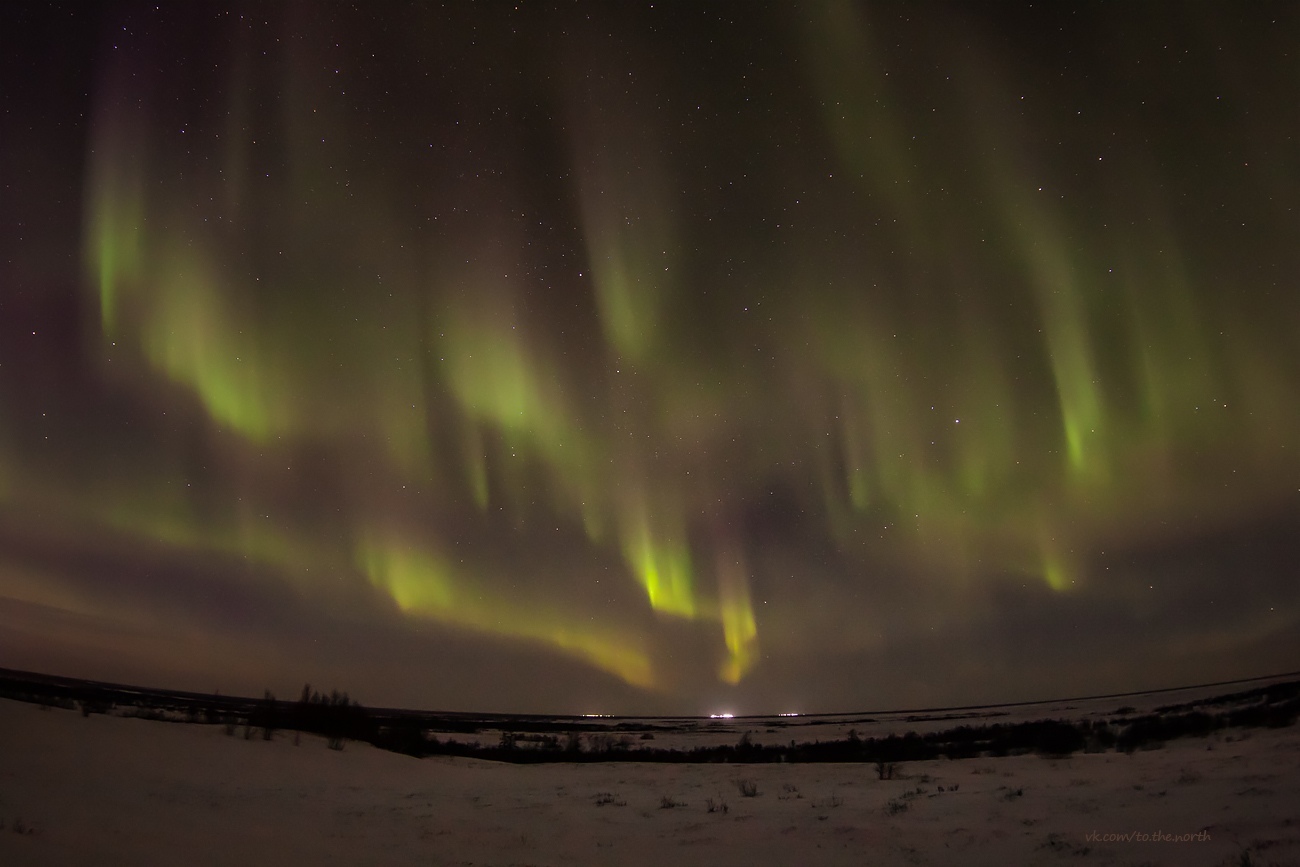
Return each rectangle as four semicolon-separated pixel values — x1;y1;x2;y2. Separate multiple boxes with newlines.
87;171;143;339
84;92;147;340
568;58;681;366
621;509;696;619
1026;233;1108;481
1040;545;1074;594
799;0;925;237
715;547;759;685
439;298;606;521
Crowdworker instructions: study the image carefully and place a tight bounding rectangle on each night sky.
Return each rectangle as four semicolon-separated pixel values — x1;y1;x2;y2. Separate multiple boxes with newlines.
2;1;1298;715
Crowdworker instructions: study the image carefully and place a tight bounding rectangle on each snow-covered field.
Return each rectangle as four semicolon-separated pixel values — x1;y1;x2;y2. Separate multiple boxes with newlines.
1;697;1297;866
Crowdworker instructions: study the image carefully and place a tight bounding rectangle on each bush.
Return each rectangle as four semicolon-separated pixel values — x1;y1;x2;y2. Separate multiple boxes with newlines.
1032;720;1085;757
257;690;278;740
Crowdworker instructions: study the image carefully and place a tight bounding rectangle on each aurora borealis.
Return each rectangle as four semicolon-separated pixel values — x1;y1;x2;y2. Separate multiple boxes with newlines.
1;2;1298;714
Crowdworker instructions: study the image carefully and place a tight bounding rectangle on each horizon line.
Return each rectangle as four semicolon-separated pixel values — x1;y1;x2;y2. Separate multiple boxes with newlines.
3;665;1298;721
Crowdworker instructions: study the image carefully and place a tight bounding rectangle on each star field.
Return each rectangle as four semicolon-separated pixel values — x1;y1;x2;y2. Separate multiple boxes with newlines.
0;2;1297;714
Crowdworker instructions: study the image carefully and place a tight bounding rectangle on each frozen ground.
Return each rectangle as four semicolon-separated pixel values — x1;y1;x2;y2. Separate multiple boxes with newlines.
1;697;1297;866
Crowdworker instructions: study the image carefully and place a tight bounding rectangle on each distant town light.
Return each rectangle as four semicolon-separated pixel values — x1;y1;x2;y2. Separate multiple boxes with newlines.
709;713;735;719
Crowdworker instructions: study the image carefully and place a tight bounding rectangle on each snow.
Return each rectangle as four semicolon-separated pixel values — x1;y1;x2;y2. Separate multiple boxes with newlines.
1;697;1297;866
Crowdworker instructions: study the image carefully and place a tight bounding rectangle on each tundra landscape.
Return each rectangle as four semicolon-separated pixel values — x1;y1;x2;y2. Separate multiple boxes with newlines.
2;671;1297;866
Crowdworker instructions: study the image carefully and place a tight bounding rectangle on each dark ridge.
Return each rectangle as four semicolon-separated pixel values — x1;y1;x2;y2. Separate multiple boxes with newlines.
2;666;1297;764
4;665;1298;721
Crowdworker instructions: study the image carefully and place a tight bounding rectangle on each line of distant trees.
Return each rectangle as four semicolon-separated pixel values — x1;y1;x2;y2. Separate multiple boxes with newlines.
2;668;1296;763
247;685;368;749
363;682;1299;763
